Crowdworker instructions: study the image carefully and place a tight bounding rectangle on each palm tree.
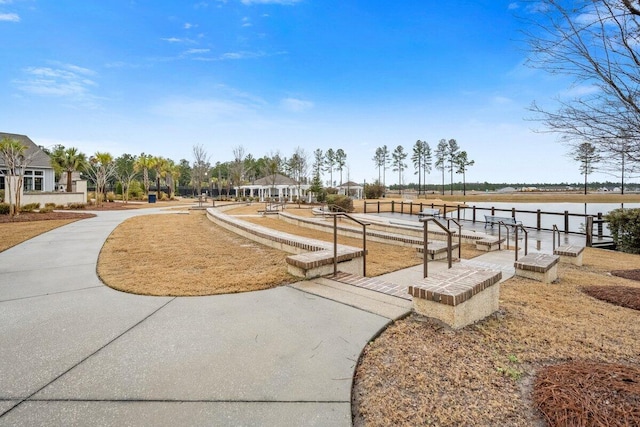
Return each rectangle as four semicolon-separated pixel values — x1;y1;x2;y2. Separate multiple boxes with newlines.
152;156;168;199
134;153;154;195
51;147;88;193
391;145;407;195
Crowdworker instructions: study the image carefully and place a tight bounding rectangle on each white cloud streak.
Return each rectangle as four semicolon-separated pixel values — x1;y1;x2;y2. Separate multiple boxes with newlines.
240;0;302;5
0;12;19;22
281;97;314;112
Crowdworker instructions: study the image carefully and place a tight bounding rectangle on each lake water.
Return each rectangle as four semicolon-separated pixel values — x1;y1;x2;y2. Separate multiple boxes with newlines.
372;202;640;236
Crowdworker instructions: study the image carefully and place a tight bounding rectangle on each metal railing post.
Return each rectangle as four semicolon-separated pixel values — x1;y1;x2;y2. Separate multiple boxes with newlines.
333;214;337;276
423;219;428;278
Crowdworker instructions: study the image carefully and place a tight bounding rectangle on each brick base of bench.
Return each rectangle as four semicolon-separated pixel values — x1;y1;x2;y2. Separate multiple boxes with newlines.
286;249;364;279
553;245;585;266
476;237;505;252
408;266;502;329
416;242;460;261
514;253;560;283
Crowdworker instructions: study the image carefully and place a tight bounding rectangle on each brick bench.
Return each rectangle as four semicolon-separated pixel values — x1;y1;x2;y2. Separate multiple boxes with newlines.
553;245;585;266
475;237;505;252
407;266;502;329
514;253;560;283
286;248;364;279
416;241;460;261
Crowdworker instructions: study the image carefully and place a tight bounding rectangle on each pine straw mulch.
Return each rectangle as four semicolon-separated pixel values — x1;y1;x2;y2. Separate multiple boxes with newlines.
353;248;640;427
534;361;640;427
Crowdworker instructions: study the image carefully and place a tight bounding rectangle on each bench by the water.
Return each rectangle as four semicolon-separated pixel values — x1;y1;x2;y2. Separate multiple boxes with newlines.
408;266;502;329
418;208;440;219
484;215;522;228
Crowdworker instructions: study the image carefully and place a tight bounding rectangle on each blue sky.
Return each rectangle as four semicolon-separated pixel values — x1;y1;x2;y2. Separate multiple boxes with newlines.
0;0;608;185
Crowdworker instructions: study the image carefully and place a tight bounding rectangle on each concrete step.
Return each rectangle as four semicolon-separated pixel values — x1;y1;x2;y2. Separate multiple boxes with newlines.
288;278;412;321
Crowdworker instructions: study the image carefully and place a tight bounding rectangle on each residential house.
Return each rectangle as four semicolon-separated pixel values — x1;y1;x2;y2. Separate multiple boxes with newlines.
0;132;55;193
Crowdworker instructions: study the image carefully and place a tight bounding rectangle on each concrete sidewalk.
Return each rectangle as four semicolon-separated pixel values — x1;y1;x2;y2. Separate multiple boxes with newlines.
0;209;405;426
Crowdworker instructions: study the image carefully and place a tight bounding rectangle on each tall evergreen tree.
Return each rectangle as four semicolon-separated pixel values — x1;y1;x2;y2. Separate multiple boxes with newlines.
391;145;407;195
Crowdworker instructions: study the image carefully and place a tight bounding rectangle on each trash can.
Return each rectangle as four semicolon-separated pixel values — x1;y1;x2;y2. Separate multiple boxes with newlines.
148;194;157;203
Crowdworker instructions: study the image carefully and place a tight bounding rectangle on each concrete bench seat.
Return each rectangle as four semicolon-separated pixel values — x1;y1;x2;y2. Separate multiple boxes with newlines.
416;241;460;260
514;253;560;283
476;237;505;252
286;248;365;279
407;266;502;329
553;245;585;266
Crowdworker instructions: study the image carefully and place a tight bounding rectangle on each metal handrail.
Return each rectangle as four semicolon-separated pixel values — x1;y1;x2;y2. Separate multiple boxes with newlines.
447;218;462;259
498;221;510;250
514;223;529;261
327;212;370;277
552;225;560;252
420;217;453;278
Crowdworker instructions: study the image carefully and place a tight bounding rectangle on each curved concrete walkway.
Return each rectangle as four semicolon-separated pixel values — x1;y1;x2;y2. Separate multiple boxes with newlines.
0;209;406;426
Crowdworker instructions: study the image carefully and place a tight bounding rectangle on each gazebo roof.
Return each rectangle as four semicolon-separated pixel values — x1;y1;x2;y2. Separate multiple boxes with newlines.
251;174;298;186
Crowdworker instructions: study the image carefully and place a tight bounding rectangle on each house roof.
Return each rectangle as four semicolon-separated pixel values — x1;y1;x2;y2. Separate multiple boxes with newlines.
0;132;53;169
252;174;298;186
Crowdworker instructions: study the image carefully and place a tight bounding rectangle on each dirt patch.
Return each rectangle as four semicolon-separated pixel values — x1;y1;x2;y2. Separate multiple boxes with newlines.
612;269;640;281
353;247;640;426
534;361;640;427
97;211;295;296
582;285;640;311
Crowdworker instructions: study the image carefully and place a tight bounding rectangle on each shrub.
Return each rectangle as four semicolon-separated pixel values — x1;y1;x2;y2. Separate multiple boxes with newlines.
128;181;143;199
364;181;385;199
107;192;116;202
326;194;353;212
68;203;86;210
605;208;640;254
39;205;54;213
45;203;56;208
0;203;9;215
21;202;41;212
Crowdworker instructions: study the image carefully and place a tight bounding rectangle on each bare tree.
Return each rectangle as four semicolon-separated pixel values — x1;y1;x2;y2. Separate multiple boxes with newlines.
525;0;640;164
0;137;34;216
192;144;211;196
85;152;116;207
229;145;246;197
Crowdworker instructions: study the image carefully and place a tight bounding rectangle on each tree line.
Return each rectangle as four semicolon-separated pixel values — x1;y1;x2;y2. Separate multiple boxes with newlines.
372;139;475;196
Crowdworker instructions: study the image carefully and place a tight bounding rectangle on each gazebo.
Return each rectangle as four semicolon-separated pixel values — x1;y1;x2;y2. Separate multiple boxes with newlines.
337;181;364;199
237;174;311;202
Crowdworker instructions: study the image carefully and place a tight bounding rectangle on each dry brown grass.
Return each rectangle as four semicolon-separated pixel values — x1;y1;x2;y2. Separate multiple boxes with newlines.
353;247;640;426
238;215;424;277
0;213;94;253
97;211;294;296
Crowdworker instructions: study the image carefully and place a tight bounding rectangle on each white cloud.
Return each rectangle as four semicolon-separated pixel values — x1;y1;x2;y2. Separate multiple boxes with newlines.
14;64;100;108
241;0;302;5
508;2;519;10
0;12;19;22
220;51;265;60
184;22;193;29
161;37;195;43
185;48;210;54
281;97;313;112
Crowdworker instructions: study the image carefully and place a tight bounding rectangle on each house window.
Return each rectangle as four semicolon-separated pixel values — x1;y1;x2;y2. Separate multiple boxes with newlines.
0;170;5;191
23;170;44;192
